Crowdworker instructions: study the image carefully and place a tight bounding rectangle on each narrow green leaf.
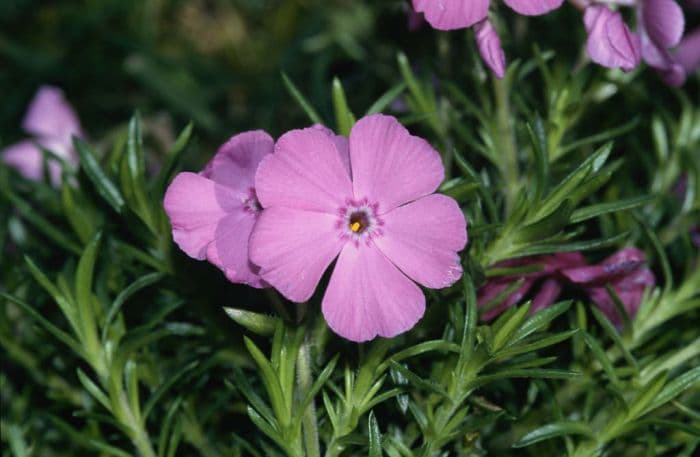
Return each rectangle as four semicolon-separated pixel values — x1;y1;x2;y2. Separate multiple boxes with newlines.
298;354;339;415
513;421;595;448
332;77;356;136
76;368;111;411
628;371;668;420
494;329;578;360
515;231;629;257
281;72;322;124
368;410;382;457
244;336;289;426
1;292;84;357
155;122;194;196
224;307;280;336
637;217;673;289
74;232;102;351
511;301;572;344
74;137;125;214
103;272;166;342
62;182;96;244
4;191;81;254
645;366;700;414
570;195;655;223
247;406;287;452
493;302;532;353
379;340;460;373
526;117;549;203
389;362;447;397
144;361;198;421
582;331;619;384
590;307;638;372
365;83;406;115
558;119;638;157
157;398;183;457
228;370;276;426
48;415;133;457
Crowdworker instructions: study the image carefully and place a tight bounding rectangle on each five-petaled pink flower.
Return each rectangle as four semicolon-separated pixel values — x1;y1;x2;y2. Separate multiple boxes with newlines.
1;85;84;187
164;131;273;287
249;114;467;342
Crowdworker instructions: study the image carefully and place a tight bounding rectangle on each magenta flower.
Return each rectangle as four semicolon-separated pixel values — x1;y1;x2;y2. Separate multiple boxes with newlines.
1;85;83;187
411;0;563;31
477;252;586;321
562;248;656;325
249;115;467;342
583;4;641;71
164;131;274;287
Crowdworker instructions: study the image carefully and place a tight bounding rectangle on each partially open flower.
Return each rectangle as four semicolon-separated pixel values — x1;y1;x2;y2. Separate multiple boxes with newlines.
1;85;84;186
250;114;467;342
164;131;273;287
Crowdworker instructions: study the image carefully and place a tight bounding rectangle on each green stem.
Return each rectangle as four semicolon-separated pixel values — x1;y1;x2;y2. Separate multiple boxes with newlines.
492;75;519;213
298;334;321;457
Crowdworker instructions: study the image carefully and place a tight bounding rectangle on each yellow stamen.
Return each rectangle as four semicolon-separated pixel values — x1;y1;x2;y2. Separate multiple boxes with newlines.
350;221;362;233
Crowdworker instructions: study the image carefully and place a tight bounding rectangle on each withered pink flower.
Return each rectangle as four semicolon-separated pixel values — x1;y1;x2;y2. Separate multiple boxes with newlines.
562;247;656;325
478;252;586;321
250;114;467;342
1;85;84;186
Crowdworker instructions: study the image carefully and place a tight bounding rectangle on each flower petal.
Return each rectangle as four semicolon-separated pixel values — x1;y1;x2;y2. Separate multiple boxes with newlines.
207;211;265;288
349;114;444;213
311;124;351;178
531;279;562;313
255;127;352;213
642;0;684;49
249;207;344;302
412;0;489;31
22;85;83;143
474;20;506;79
504;0;563;16
2;140;44;181
374;194;466;289
164;172;244;260
584;6;641;71
674;27;700;73
479;279;535;321
202;130;274;193
562;247;645;285
322;244;425;342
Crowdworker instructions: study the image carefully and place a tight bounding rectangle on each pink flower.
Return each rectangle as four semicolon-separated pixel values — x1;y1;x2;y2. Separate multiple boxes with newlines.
562;248;656;325
583;5;642;71
1;85;83;187
474;20;506;78
639;0;686;84
411;0;563;31
411;0;562;78
477;252;586;321
250;115;467;342
163;131;274;287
